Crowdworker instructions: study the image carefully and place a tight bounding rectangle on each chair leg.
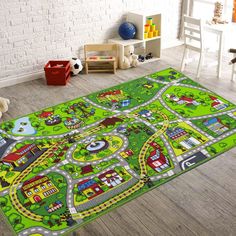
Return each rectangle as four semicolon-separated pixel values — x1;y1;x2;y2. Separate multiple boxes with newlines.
185;49;189;64
196;52;203;79
202;52;205;66
181;47;187;72
85;62;88;74
113;61;116;74
232;64;235;81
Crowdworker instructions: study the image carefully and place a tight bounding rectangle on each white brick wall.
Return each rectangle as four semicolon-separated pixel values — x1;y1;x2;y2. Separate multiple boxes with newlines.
0;0;182;83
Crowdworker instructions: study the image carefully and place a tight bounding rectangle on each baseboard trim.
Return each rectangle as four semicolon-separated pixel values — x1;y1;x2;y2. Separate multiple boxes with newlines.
0;71;45;88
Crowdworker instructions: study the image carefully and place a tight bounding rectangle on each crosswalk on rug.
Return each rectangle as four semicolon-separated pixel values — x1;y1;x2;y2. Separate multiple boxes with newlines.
0;68;236;236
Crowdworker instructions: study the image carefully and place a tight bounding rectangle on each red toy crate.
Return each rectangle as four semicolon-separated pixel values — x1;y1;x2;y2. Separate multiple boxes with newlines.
44;60;71;85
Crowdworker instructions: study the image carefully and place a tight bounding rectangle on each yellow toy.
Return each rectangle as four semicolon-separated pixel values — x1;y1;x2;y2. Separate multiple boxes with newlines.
150;24;156;31
147;17;153;25
144;18;159;39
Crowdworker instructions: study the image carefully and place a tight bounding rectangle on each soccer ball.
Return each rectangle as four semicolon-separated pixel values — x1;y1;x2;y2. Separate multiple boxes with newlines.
70;58;83;75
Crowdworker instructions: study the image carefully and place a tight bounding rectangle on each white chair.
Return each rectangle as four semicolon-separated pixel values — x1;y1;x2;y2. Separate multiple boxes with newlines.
181;15;204;79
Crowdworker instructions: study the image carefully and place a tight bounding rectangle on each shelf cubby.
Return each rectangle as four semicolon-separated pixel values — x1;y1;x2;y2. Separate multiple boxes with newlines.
109;11;162;68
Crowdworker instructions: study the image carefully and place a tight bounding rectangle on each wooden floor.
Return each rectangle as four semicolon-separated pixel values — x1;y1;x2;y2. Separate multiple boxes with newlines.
0;46;236;236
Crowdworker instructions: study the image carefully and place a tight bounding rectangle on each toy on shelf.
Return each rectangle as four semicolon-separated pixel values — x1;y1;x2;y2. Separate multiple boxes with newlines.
70;58;83;75
0;97;10;119
120;45;139;69
144;24;150;33
144;17;159;39
145;53;153;60
138;53;153;63
118;22;137;40
212;1;228;24
44;61;71;86
147;17;153;25
138;55;145;62
144;32;148;39
84;44;118;74
148;31;153;38
150;24;155;31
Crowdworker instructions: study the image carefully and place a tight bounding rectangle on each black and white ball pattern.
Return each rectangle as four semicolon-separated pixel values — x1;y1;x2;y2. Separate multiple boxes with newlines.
70;58;83;75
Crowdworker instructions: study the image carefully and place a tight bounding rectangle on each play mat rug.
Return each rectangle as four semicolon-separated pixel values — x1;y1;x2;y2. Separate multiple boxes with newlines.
0;68;236;236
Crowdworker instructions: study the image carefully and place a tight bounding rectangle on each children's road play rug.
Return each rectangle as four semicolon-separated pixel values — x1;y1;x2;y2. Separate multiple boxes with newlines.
1;68;236;236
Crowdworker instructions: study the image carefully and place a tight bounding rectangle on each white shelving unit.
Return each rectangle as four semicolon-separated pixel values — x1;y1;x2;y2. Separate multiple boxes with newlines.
109;11;162;68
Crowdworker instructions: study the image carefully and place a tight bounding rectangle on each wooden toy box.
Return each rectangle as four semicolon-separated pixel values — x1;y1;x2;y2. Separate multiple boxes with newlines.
44;60;71;85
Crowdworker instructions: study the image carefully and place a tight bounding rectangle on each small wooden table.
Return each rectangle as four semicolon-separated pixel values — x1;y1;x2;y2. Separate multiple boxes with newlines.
204;23;236;79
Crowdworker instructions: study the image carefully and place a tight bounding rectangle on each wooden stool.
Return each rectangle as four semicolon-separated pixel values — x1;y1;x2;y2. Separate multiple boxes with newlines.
84;44;118;74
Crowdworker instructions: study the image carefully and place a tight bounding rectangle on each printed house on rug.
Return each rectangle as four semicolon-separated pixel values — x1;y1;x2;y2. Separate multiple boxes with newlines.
147;147;170;173
98;170;124;188
1;144;47;171
166;127;200;150
77;179;104;200
81;164;94;175
210;96;229;111
98;90;125;102
166;94;200;107
21;176;59;203
120;149;134;158
203;117;229;135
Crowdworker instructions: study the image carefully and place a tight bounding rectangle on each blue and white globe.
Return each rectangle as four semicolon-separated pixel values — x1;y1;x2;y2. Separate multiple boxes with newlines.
118;22;137;40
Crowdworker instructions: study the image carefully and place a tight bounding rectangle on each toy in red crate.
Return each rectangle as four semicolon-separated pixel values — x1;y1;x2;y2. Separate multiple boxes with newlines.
44;61;71;85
